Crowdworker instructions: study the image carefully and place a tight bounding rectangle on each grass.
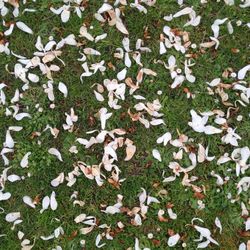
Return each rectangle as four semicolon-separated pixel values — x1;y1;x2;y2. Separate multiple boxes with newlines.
0;0;249;249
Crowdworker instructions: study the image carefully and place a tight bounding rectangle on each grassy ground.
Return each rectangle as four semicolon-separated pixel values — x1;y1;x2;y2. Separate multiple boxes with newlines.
0;0;249;249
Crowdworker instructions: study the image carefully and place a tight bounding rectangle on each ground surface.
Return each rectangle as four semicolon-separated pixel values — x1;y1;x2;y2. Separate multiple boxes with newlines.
0;0;250;250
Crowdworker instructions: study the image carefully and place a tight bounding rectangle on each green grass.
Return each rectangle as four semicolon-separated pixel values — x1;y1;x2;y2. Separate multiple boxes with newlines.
0;0;249;249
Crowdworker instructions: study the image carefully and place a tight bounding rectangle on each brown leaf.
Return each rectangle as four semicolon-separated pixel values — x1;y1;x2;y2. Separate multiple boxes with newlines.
88;115;96;127
68;230;78;240
168;229;175;236
8;0;19;8
30;132;39;139
153;182;160;188
200;41;216;48
80;0;89;8
166;202;174;209
108;178;120;189
194;192;205;199
124;144;136;161
120;112;127;120
145;161;152;169
158;216;168;222
107;62;116;71
231;48;239;53
125;77;139;90
152;239;161;246
33;195;41;205
143;26;151;40
107;10;116;26
120;207;130;214
128;109;141;121
183;87;190;94
238;230;250;238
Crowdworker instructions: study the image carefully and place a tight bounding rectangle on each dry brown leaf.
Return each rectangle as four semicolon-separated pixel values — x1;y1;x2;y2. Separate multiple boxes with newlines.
200;41;216;48
107;61;116;71
33;195;41;205
68;230;78;240
42;53;56;64
194;192;205;199
168;229;175;236
152;239;161;246
124;144;136;161
8;0;19;8
108;178;120;189
107;10;116;26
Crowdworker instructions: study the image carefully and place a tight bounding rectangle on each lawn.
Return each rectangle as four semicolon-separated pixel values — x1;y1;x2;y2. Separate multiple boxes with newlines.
0;0;250;249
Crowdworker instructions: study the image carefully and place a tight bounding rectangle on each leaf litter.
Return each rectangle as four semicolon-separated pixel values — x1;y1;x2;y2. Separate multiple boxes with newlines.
0;0;250;249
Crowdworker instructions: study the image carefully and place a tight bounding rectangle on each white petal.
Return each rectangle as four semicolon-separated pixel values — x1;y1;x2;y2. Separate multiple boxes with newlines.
8;174;21;182
238;65;250;80
5;212;21;222
16;21;33;34
95;33;107;43
173;7;192;18
116;20;129;35
117;68;127;81
102;206;120;214
61;9;70;23
4;24;15;36
64;34;77;46
227;21;234;34
134;214;142;225
5;130;14;148
135;238;140;250
168;234;180;247
124;52;131;67
14;113;31;121
139;188;147;204
23;196;36;208
20;152;31;168
9;126;23;132
50;6;63;15
40;196;50;213
215;217;222;234
207;78;221;87
238;243;246;250
94;91;104;102
147;196;160;205
97;3;113;14
150;119;165;126
197;240;210;248
74;214;87;223
194;225;219;245
58;82;68;97
245;218;250;231
50;191;58;210
35;36;43;51
48;148;63;161
160;41;167;54
0;191;11;201
152;149;162;162
95;234;106;248
51;173;64;187
204;125;222;135
163;176;176;183
28;73;39;83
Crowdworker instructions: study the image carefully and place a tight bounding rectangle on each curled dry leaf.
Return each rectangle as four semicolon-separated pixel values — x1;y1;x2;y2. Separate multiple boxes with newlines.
124;143;136;161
